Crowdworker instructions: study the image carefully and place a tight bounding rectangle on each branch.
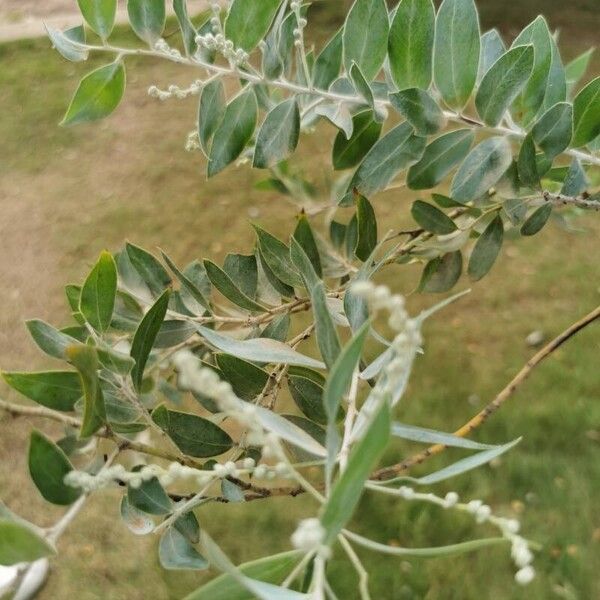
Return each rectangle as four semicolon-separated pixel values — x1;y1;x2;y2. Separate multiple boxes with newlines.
75;41;600;167
371;303;600;480
0;398;203;468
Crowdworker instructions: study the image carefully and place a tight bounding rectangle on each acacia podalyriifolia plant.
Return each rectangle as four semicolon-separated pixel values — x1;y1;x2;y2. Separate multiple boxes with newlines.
1;0;600;597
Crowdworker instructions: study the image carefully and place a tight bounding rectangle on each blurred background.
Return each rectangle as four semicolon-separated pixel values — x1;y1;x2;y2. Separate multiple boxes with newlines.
0;1;599;598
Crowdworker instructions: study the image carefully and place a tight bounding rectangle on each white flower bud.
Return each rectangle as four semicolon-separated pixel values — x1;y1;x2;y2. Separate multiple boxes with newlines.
444;492;459;508
514;566;535;586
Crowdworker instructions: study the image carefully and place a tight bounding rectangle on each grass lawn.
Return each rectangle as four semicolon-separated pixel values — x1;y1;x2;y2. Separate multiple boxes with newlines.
0;2;599;598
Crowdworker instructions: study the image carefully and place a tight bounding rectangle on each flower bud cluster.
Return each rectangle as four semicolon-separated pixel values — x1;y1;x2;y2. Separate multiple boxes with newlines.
64;462;217;493
291;518;330;557
173;350;264;446
290;1;308;49
394;486;535;585
209;1;221;33
195;33;248;65
352;281;422;415
147;80;202;102
185;130;201;152
154;38;182;59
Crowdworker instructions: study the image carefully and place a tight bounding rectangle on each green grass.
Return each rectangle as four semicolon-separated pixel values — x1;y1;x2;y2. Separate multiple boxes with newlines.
0;3;599;599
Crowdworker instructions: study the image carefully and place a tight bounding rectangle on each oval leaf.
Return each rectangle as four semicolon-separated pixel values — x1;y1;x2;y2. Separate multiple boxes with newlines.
407;129;474;190
434;0;480;109
28;430;81;506
467;214;504;281
62;62;125;126
475;45;534;126
208;89;257;177
342;0;389;81
388;0;435;90
253;98;300;169
80;250;117;332
450;137;512;202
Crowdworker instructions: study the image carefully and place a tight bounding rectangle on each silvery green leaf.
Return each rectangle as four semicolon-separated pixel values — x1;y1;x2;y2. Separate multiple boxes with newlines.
96;344;135;375
253;98;300;168
532;102;573;159
126;243;171;297
312;281;341;370
77;0;116;40
67;344;106;438
2;371;81;412
572;76;600;147
28;430;80;506
411;200;457;234
418;251;463;293
450;137;512;202
224;0;283;52
293;214;322;279
208;88;257;177
215;354;269;401
477;29;505;84
46;25;88;62
198;79;226;156
196;326;325;369
392;422;496;449
323;321;369;422
414;438;521;484
0;520;54;566
162;252;211;311
154;320;196;349
565;48;594;95
467;214;504;281
543;35;566;111
253;407;326;458
223;254;258;299
173;0;197;56
288;374;327;424
313;29;343;90
159;527;208;570
388;0;435;90
200;533;306;600
332;110;382;170
349;62;378;117
510;16;552;125
289;237;320;292
407;129;474;190
354;193;378;261
561;158;588;196
349;122;426;196
120;496;154;536
389;88;445;136
260;313;290;342
128;471;172;515
62;61;125;125
315;102;354;139
130;289;170;391
152;406;233;458
434;0;480;110
204;259;264;312
475;45;534;127
517;133;540;188
127;0;166;45
321;402;390;544
342;0;389;81
344;529;507;558
520;203;552;236
80;250;117;332
184;549;302;600
253;225;303;288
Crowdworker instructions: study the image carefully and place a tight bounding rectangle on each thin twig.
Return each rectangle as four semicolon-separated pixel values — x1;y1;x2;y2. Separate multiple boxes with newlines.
371;303;600;480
